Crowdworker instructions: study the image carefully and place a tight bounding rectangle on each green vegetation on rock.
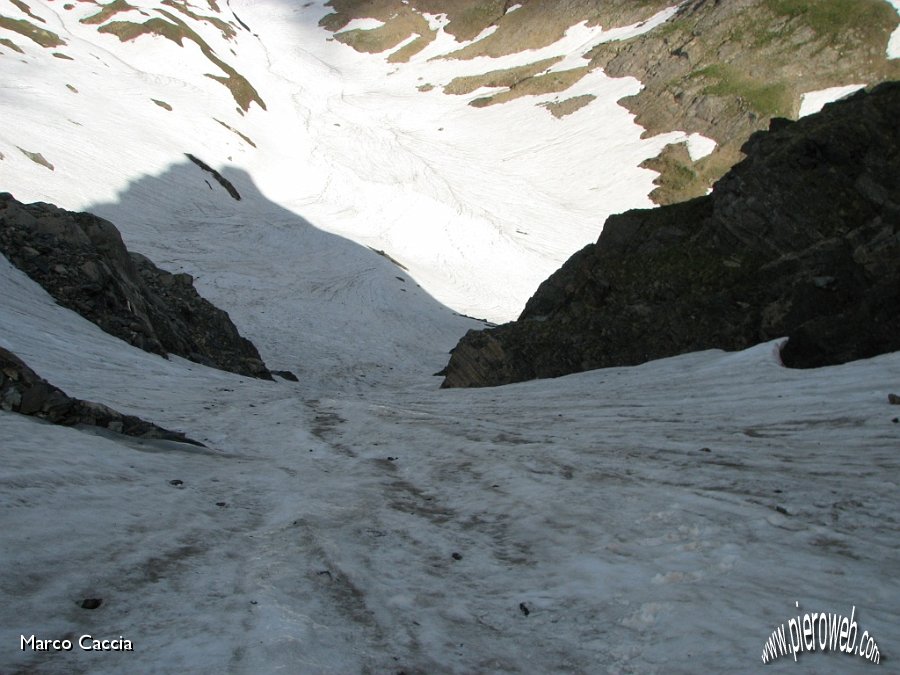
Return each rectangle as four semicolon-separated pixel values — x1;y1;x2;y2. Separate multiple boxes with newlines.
444;57;561;95
0;36;24;53
161;0;236;40
10;0;45;24
0;14;65;47
81;0;136;25
765;0;895;40
471;66;590;108
539;94;596;119
690;64;792;117
587;0;900;204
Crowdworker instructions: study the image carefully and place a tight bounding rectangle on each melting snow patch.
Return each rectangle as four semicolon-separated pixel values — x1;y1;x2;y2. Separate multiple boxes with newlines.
685;132;717;161
887;0;900;59
421;12;449;31
337;18;386;33
594;5;680;43
389;32;422;55
799;84;866;117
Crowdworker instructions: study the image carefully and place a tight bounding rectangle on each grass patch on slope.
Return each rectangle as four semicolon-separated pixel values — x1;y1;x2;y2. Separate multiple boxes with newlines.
691;64;792;117
98;10;264;111
0;15;64;47
387;33;434;63
444;57;561;95
80;0;135;25
764;0;896;41
470;66;590;108
0;36;24;53
539;94;596;119
334;8;432;57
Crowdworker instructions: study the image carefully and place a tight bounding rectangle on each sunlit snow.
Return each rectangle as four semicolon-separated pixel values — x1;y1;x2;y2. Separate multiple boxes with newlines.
799;85;867;118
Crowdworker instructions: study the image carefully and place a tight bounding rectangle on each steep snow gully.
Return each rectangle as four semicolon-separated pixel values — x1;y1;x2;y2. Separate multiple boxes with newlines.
1;0;899;673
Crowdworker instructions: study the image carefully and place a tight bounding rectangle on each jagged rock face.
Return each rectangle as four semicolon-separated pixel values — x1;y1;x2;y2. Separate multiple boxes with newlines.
0;194;272;380
0;346;201;445
441;82;900;388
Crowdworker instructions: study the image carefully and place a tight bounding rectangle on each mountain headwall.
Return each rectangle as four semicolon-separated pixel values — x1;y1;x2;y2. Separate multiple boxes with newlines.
0;193;272;380
440;81;900;388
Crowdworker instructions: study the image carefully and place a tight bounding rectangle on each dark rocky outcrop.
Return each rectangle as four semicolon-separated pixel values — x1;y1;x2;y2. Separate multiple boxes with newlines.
0;193;272;379
441;82;900;388
185;153;241;200
0;347;202;445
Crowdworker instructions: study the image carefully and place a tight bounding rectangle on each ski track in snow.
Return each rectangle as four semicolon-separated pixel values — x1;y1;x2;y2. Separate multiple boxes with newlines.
1;0;899;673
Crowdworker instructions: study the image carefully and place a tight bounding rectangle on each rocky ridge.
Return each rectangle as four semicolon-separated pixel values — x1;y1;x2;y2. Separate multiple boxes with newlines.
0;346;202;444
0;192;272;380
440;81;900;388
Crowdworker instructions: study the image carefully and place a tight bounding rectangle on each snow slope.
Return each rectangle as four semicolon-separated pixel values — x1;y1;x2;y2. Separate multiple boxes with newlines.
2;0;900;673
2;247;898;673
0;0;700;323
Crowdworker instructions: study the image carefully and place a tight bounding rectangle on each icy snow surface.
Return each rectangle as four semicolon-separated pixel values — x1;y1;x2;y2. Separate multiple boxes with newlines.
1;0;899;673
